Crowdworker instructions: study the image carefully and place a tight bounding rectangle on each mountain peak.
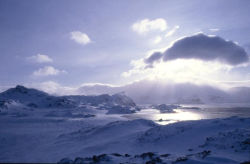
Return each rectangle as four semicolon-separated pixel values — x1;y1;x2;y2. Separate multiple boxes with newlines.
113;91;126;96
14;85;29;93
0;85;49;101
15;85;26;89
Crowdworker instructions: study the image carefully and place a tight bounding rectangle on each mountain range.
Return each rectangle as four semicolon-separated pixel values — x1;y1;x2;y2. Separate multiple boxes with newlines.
76;81;250;104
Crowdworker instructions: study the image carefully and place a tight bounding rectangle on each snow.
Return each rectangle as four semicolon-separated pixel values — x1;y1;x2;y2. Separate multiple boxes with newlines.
0;85;76;109
0;85;249;163
0;85;136;115
0;115;249;163
57;152;241;164
65;92;136;108
56;117;249;163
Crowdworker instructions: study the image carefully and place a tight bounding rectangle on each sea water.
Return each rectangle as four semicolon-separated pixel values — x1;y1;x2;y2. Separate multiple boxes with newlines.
125;103;250;125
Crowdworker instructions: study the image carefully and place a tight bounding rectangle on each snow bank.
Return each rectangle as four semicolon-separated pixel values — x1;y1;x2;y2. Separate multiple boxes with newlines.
55;117;250;163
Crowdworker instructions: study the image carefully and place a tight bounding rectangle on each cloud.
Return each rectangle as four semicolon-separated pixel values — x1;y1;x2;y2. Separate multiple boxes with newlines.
25;81;77;95
209;28;220;32
32;81;77;95
144;52;163;65
70;31;91;45
32;66;66;77
28;81;118;96
165;25;180;37
27;54;53;63
123;57;232;84
132;18;167;34
152;36;162;44
145;33;249;66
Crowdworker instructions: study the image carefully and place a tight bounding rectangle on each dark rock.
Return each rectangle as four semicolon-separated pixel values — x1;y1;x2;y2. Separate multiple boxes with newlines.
151;104;179;113
112;153;122;157
242;138;250;145
58;158;73;164
198;150;211;159
124;154;130;157
73;157;84;164
92;154;110;162
160;153;170;157
240;161;250;164
175;156;188;163
27;103;38;108
140;152;155;159
147;157;162;163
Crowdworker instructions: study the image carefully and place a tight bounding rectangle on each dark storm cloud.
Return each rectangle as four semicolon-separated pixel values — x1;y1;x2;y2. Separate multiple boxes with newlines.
145;33;249;66
144;52;163;64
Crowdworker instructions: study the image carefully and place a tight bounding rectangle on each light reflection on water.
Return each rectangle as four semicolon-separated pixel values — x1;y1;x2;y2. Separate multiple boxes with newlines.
124;108;203;125
124;103;250;125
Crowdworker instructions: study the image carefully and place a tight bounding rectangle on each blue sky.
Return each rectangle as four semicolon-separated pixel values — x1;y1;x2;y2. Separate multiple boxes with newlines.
0;0;250;90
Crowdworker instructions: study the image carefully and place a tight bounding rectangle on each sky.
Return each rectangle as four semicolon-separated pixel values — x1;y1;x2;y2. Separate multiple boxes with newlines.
1;0;250;92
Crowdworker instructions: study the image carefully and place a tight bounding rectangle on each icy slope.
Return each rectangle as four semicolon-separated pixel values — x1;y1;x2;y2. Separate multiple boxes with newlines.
56;117;250;163
0;115;249;163
0;85;76;109
58;119;156;143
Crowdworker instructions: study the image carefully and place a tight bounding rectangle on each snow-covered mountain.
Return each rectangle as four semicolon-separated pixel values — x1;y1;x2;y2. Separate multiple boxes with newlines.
76;80;250;104
76;83;120;95
0;85;137;115
65;92;136;107
0;85;76;109
229;87;250;103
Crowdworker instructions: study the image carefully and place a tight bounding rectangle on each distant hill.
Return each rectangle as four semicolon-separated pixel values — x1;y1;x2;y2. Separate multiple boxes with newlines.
75;80;250;104
0;85;75;108
0;85;136;111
